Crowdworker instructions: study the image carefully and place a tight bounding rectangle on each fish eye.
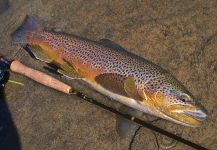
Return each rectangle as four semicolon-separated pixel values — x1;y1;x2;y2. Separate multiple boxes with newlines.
179;93;191;103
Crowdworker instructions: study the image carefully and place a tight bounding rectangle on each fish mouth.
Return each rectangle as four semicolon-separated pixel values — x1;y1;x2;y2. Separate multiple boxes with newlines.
182;109;207;121
167;108;208;127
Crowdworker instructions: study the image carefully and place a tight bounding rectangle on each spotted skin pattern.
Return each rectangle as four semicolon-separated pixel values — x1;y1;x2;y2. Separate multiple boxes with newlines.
30;32;167;85
11;16;207;127
25;30;206;127
28;30;195;106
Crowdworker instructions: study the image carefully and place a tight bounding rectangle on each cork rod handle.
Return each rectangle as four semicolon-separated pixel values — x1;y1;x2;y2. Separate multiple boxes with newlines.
10;60;72;94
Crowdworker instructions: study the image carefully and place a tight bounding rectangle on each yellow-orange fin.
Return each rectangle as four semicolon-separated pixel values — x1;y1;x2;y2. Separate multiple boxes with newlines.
95;73;143;101
124;76;143;101
58;61;81;79
28;45;52;63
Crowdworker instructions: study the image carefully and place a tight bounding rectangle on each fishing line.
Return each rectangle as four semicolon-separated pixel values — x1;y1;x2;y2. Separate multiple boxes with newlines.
75;92;208;150
8;80;24;86
128;126;141;150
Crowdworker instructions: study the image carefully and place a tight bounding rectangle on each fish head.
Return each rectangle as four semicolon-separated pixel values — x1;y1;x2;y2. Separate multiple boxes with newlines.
144;76;208;127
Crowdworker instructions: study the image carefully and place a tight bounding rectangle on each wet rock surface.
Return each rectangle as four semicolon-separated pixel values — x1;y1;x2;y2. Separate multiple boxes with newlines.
0;0;216;149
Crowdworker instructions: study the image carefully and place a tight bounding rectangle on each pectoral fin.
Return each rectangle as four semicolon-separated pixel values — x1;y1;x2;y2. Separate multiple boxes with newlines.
116;106;160;138
27;45;52;63
95;74;144;101
124;77;143;101
116;106;143;138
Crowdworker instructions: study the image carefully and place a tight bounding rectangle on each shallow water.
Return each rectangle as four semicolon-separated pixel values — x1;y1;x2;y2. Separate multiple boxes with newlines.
0;0;217;149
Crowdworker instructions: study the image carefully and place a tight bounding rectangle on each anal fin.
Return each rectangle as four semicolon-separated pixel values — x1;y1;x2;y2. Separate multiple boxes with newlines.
27;45;52;63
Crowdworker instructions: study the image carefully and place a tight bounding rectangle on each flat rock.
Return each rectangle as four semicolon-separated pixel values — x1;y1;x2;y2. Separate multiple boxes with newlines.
0;0;216;149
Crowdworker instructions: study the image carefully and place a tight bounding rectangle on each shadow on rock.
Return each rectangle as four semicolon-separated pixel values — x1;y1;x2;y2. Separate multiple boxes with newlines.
0;72;21;150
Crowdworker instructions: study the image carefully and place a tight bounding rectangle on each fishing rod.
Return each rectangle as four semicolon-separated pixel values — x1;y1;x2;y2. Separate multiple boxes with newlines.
0;55;72;93
75;92;208;150
0;55;207;150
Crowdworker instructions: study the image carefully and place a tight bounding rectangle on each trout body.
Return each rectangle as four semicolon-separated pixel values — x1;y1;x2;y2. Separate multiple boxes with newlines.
12;16;207;127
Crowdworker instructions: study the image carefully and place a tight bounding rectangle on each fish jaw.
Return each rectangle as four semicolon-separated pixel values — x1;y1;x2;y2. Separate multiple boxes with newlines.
146;93;208;127
169;110;207;127
164;104;207;127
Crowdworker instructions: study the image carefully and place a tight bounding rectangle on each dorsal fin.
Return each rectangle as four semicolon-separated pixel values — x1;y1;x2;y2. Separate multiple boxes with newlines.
99;39;126;51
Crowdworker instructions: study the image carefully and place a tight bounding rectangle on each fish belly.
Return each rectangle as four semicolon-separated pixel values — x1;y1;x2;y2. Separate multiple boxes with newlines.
83;78;152;115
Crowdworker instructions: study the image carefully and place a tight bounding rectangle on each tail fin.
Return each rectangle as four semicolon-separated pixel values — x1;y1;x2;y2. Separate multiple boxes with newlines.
11;16;40;43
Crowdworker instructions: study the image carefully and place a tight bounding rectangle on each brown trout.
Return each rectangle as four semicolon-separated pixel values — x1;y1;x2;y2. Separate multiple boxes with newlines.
11;16;207;130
